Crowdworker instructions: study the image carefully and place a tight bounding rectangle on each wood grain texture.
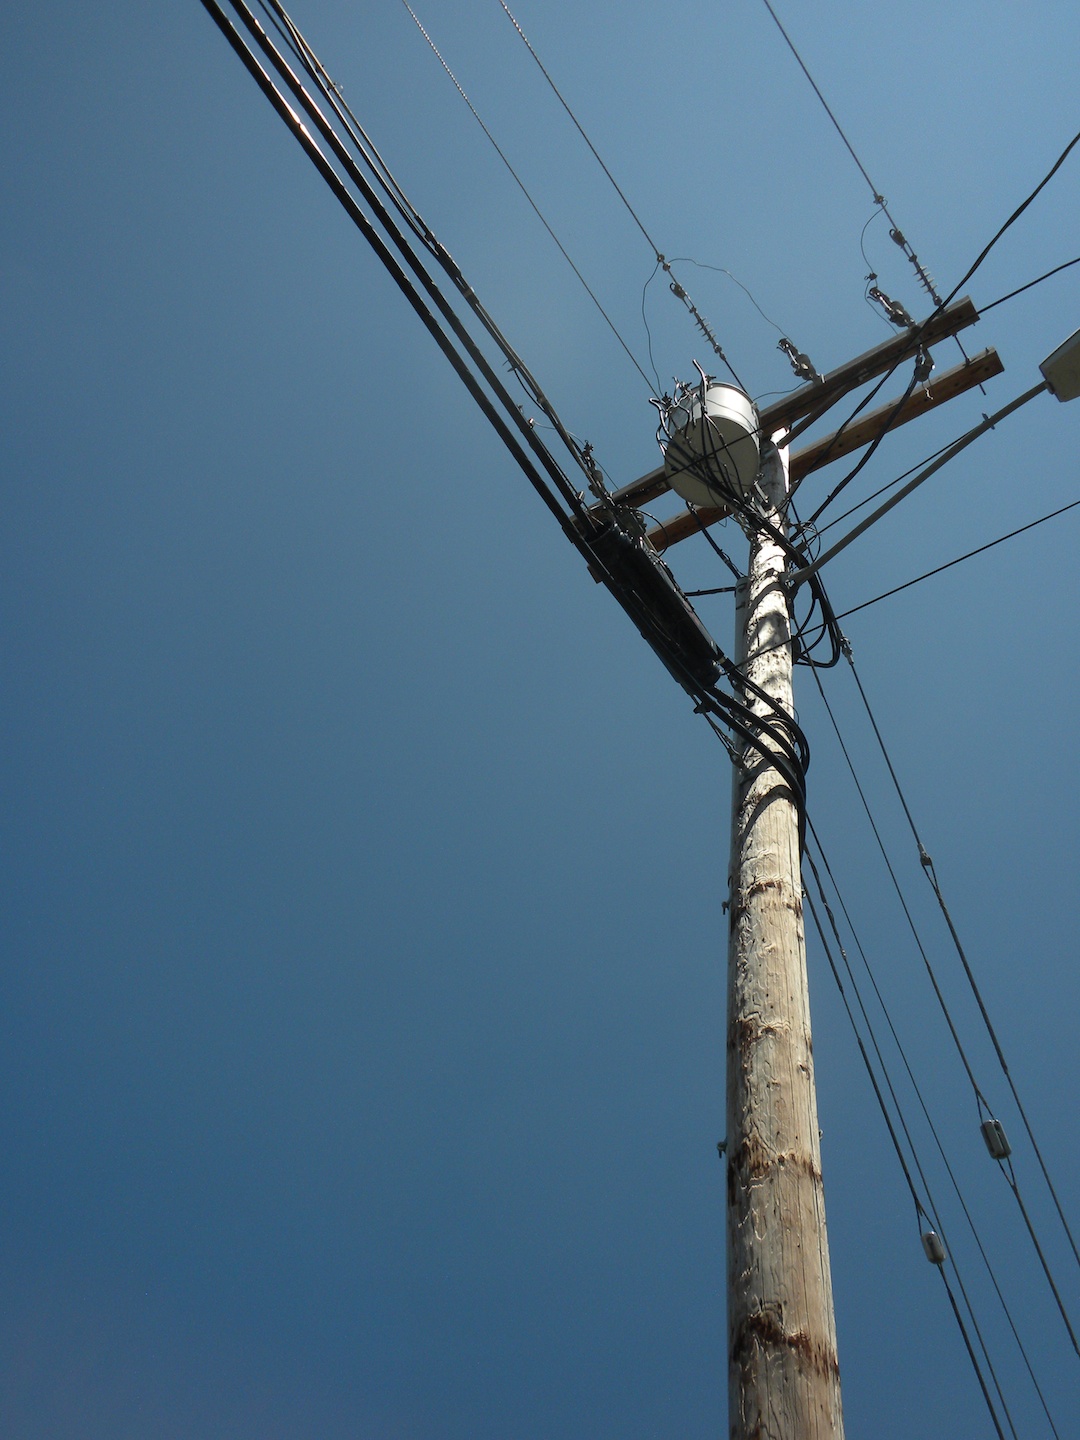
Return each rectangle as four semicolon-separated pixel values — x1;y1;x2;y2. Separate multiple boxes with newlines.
726;444;844;1440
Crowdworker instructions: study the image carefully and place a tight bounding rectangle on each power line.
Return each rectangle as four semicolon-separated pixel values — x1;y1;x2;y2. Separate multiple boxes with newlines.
203;0;591;541
981;255;1080;312
249;0;599;501
808;663;994;1112
834;498;1080;619
946;126;1080;305
494;0;746;388
815;433;971;539
844;652;1080;1354
806;829;1064;1439
801;852;1011;1440
397;0;656;392
800;360;925;526
810;655;1080;1400
792;128;1080;525
757;0;943;309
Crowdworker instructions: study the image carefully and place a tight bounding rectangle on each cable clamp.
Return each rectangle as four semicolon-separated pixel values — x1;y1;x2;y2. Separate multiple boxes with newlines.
918;845;933;869
778;337;821;384
868;286;915;329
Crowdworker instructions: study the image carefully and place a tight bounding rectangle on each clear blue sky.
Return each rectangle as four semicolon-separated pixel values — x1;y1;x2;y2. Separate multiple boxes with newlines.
2;2;1078;1435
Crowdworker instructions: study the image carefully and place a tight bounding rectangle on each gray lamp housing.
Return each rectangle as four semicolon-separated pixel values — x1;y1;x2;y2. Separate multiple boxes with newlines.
1040;327;1080;402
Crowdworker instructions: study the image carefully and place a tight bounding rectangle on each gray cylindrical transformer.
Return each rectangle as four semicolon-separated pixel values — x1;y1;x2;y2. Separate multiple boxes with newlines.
664;383;760;508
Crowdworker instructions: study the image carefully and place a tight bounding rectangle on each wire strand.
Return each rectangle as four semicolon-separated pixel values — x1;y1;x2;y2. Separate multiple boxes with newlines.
947;129;1080;304
801;861;1011;1439
792;129;1080;518
981;255;1080;312
757;0;943;307
834;498;1080;619
805;831;1063;1437
398;0;655;392
843;653;1080;1348
495;0;745;387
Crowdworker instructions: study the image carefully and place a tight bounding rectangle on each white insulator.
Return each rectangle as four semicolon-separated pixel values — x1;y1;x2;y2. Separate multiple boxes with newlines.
664;383;760;508
921;1230;946;1266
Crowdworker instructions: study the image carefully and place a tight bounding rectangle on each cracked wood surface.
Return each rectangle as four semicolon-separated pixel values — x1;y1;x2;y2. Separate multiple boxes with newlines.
726;443;844;1440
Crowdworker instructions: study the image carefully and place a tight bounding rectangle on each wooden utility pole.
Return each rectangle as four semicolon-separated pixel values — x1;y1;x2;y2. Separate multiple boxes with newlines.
726;441;844;1440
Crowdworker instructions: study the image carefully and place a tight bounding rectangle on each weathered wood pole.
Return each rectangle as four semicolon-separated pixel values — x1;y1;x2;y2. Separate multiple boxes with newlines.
726;440;844;1439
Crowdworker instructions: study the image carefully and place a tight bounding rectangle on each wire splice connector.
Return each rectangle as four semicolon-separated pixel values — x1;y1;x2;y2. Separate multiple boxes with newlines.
921;1230;947;1265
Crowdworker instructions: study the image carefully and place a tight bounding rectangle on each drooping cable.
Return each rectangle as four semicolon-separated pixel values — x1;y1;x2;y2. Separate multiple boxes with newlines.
757;0;943;309
834;497;1080;619
808;664;993;1109
802;860;1009;1440
397;0;655;392
789;128;1080;524
800;360;924;527
494;0;746;388
947;127;1080;305
815;433;975;539
252;0;598;490
201;0;592;547
981;255;1080;312
843;652;1080;1352
807;829;1064;1438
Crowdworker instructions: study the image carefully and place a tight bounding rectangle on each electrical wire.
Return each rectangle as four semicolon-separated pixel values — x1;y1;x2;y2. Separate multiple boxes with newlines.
687;504;743;577
199;20;1074;1403
494;0;746;388
252;0;599;492
981;255;1080;312
790;128;1080;530
947;127;1080;305
814;433;969;539
843;652;1080;1352
640;259;665;392
833;498;1080;619
211;0;779;764
800;362;923;527
667;257;786;336
806;830;1063;1438
809;663;994;1111
203;0;594;544
801;855;1010;1440
757;0;943;309
397;0;655;392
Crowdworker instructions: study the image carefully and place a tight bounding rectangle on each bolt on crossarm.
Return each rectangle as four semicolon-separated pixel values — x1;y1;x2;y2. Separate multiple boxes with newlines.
726;441;845;1439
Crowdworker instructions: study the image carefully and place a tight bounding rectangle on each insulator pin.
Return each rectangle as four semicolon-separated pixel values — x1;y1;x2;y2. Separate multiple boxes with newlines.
921;1230;946;1265
980;1118;1012;1160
